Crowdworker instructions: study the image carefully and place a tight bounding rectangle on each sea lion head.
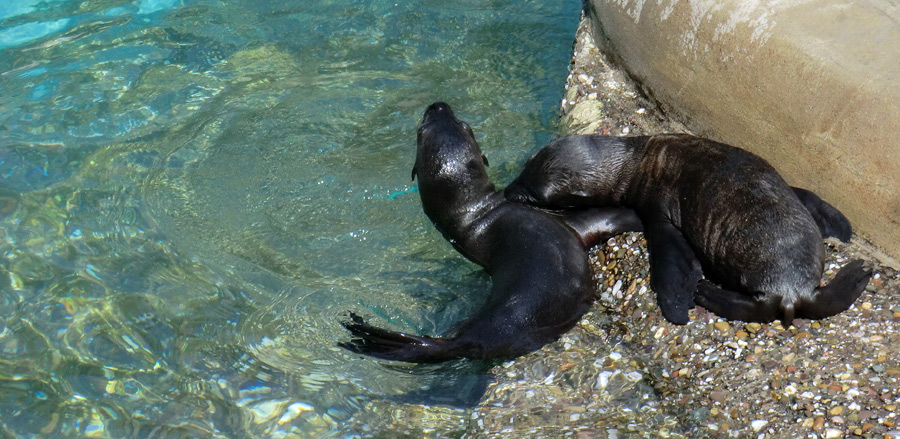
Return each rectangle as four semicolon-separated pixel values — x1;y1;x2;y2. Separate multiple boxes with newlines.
413;102;490;184
412;102;495;230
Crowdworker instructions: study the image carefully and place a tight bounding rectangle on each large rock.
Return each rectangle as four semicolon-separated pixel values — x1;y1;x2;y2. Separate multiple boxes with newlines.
588;0;900;262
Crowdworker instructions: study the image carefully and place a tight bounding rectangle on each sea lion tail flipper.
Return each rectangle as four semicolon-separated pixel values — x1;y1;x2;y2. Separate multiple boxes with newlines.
560;207;644;248
339;313;459;363
694;280;781;323
645;221;702;325
796;259;872;320
791;187;853;242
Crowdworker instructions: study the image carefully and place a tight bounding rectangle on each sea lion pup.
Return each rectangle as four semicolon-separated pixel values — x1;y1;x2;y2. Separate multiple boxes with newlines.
505;134;872;324
339;103;642;363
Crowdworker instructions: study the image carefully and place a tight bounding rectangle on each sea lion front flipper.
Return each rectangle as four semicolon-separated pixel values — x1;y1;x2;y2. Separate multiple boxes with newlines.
694;280;781;323
796;259;871;319
559;207;643;249
791;187;852;242
645;221;702;325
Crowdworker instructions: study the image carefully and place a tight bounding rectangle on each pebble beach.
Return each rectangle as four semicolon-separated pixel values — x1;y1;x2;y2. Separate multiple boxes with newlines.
464;15;900;439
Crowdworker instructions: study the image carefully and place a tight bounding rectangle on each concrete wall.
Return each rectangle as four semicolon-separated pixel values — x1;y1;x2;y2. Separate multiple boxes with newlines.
588;0;900;261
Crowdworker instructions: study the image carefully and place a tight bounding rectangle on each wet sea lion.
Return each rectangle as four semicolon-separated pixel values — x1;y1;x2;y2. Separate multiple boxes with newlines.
339;103;642;363
505;134;872;324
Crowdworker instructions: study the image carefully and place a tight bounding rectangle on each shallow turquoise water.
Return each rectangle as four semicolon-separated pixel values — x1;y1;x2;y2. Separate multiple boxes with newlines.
0;0;579;437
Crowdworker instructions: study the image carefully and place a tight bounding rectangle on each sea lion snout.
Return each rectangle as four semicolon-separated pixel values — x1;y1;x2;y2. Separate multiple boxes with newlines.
420;101;455;127
425;101;452;115
417;102;469;143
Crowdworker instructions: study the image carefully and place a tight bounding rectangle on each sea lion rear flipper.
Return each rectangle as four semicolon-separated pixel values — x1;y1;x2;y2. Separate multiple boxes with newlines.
694;280;781;322
791;187;852;242
796;259;872;319
645;221;702;325
339;313;458;363
560;207;643;248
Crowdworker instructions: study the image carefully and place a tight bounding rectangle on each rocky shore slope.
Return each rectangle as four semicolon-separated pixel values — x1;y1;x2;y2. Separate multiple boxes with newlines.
464;16;900;439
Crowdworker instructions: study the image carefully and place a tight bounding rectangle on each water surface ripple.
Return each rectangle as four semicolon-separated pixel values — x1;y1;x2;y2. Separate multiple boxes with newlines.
1;0;579;437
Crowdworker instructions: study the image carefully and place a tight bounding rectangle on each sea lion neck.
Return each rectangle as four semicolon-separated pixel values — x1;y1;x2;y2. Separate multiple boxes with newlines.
587;135;645;205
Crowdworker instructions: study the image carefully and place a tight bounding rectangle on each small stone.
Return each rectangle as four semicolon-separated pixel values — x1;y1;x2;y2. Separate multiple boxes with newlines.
813;416;826;431
566;101;606;125
596;371;613;389
745;322;761;333
823;428;842;438
709;390;727;403
829;406;843;416
750;419;768;432
714;321;730;332
689;407;711;422
801;418;815;428
624;371;642;381
611;279;623;297
784;384;798;396
735;330;749;339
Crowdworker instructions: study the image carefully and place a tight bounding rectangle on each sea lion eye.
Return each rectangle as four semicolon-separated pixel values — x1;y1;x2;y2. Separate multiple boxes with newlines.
461;122;475;137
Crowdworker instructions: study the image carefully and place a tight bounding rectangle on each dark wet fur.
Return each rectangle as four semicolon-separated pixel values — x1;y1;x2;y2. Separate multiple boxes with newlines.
506;134;871;324
340;103;642;363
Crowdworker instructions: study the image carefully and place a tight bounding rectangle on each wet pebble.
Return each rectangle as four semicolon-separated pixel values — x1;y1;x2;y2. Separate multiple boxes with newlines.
750;419;768;432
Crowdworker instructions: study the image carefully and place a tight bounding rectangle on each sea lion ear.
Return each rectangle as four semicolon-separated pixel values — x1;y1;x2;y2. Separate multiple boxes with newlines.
482;155;489;167
411;166;418;181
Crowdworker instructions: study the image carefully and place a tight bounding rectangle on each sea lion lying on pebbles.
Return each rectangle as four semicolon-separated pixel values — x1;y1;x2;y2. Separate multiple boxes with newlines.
506;133;871;324
339;103;642;362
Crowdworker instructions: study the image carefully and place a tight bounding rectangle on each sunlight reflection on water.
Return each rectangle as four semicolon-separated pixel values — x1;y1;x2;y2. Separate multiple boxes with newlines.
0;0;579;436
